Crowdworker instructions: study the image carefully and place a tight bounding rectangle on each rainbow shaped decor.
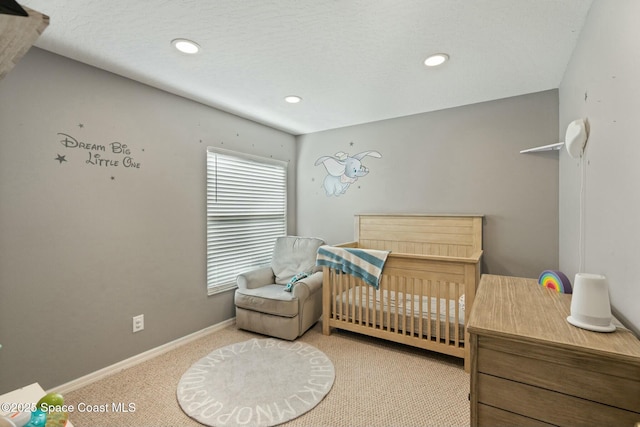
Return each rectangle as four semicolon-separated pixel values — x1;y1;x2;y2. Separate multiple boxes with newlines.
538;270;572;294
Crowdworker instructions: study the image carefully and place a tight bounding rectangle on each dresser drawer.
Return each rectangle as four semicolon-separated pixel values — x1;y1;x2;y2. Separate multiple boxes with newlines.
478;374;640;427
477;404;554;427
477;336;640;412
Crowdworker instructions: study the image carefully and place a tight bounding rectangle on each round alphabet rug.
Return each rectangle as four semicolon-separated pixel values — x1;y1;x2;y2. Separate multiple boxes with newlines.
177;338;335;427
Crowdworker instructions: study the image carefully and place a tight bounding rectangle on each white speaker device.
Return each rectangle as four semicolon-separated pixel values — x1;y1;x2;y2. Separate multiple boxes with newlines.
565;119;588;158
567;273;616;332
519;118;589;154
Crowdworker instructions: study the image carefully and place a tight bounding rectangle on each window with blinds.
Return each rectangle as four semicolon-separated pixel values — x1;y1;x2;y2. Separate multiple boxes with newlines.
206;148;287;295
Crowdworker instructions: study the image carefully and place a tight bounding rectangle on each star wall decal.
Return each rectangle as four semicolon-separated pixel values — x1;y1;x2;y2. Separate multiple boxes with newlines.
350;141;354;146
111;176;115;180
55;154;67;164
78;123;84;128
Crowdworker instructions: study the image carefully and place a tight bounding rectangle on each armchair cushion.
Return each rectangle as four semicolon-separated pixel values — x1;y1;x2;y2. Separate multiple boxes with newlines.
235;285;298;317
272;236;325;284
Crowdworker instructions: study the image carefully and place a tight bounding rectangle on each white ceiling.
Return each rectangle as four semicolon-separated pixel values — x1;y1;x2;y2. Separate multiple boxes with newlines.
20;0;593;135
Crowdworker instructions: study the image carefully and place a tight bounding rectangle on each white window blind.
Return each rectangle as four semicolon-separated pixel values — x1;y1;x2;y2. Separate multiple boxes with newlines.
206;148;287;295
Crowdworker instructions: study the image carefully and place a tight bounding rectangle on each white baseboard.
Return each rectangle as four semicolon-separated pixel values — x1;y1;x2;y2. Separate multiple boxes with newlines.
51;318;236;394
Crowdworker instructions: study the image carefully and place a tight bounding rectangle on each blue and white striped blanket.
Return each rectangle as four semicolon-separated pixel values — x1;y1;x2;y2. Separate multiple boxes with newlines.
316;245;390;289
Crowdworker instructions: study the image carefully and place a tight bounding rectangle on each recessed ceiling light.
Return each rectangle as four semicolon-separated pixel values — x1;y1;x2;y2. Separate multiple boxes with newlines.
284;95;302;104
424;53;449;67
172;39;200;54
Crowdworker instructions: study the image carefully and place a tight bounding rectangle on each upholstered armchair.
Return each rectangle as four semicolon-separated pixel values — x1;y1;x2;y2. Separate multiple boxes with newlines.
234;236;325;340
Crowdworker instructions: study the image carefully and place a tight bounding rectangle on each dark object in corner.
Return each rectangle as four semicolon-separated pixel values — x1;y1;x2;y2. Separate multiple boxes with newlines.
0;0;28;17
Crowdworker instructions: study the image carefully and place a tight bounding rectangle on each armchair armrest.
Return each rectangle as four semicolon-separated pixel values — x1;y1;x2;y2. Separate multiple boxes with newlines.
236;266;275;290
292;271;323;300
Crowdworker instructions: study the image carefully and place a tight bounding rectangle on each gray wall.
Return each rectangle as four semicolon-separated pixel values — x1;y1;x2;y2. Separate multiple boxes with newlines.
296;90;559;278
0;48;296;393
559;0;640;333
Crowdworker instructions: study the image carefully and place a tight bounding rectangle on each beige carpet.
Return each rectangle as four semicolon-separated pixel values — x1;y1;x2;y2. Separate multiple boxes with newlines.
64;322;470;427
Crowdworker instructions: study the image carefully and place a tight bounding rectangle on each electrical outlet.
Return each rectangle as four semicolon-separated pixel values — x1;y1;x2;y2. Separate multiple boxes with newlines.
132;314;144;333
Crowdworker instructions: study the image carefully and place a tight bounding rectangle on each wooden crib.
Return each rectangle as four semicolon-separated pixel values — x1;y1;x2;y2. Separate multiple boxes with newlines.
321;214;483;372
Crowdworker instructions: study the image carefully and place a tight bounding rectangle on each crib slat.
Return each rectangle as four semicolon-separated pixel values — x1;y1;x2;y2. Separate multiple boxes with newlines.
338;269;344;322
409;277;415;337
386;282;391;332
379;281;384;331
426;280;432;340
418;278;424;339
403;280;411;335
352;277;356;323
335;269;339;321
358;282;363;325
393;276;399;334
361;283;364;325
364;282;369;326
436;280;441;342
331;269;336;321
371;285;375;328
445;282;451;343
379;278;384;330
454;281;460;345
383;277;388;331
396;276;401;334
350;275;355;323
343;273;348;323
349;275;355;324
400;276;406;335
400;276;405;335
405;277;410;336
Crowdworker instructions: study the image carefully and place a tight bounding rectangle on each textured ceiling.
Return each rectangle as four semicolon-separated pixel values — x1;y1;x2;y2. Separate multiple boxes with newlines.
20;0;593;135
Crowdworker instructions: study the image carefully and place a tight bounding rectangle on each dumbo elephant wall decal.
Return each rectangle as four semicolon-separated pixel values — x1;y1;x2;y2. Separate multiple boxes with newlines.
315;150;382;196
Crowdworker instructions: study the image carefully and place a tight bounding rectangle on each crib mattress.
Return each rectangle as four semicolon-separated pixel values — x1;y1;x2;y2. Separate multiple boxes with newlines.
334;286;465;342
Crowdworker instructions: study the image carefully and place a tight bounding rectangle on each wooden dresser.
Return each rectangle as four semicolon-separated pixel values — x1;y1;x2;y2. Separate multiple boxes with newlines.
468;274;640;427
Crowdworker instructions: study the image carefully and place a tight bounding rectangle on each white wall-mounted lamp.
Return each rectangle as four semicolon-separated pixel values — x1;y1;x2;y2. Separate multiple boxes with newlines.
520;118;589;154
565;118;588;158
